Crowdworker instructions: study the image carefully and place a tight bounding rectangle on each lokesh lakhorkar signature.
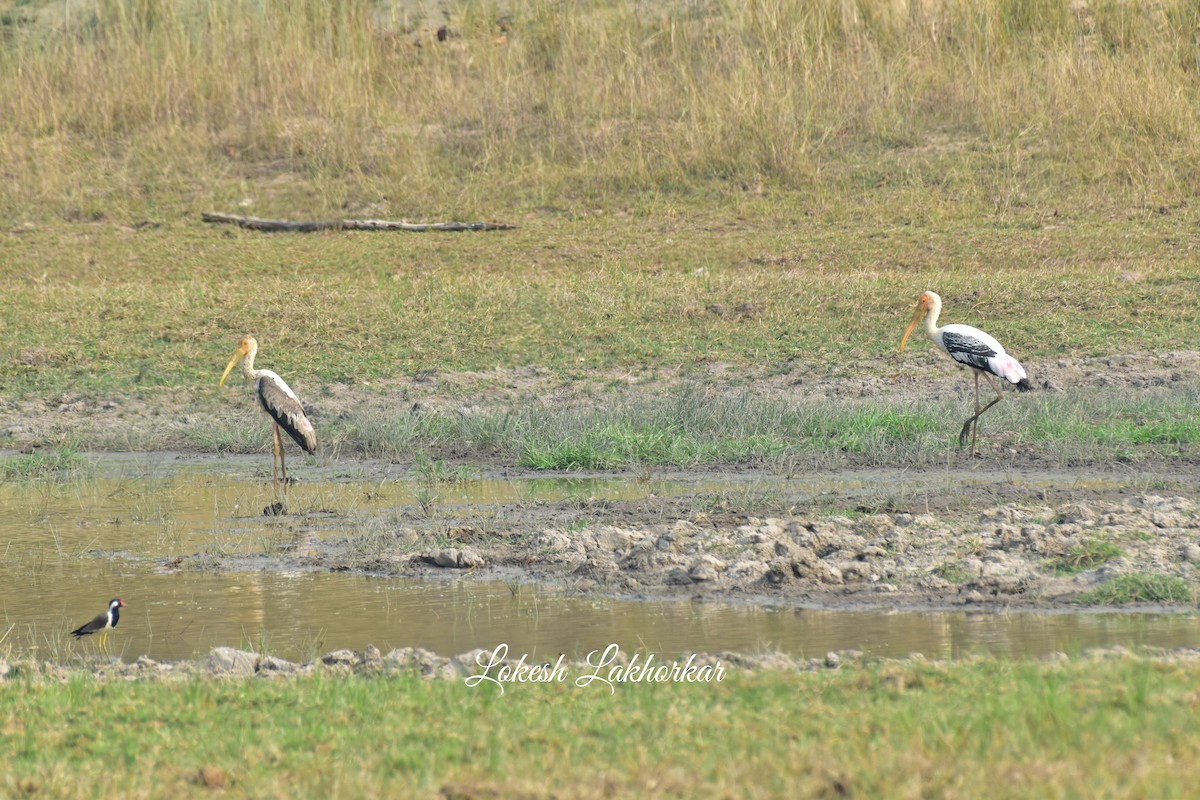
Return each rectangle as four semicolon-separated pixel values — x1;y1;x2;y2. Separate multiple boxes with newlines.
464;643;727;695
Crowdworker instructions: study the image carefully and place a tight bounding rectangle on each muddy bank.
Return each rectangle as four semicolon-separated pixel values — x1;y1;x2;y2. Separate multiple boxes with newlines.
283;488;1200;612
4;350;1199;466
8;643;1200;684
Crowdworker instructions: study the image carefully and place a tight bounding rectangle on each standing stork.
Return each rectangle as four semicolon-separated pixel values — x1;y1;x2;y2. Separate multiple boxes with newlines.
898;291;1032;456
220;336;317;493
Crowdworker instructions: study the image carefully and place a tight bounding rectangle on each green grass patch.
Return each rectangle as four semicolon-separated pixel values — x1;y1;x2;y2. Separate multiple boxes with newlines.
321;386;1200;469
1077;574;1194;605
509;385;950;469
28;382;1200;471
2;658;1200;797
1048;538;1125;576
0;446;83;481
1024;389;1200;445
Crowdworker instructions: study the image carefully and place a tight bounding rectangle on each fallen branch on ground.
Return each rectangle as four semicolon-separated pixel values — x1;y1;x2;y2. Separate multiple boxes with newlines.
201;212;515;232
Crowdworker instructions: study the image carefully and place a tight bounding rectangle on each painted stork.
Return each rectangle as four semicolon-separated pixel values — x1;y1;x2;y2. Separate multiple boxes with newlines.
71;598;125;651
220;336;317;493
898;291;1032;456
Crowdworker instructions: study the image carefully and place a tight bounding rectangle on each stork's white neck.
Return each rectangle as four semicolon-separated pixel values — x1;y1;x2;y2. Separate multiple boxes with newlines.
241;340;264;382
924;293;943;338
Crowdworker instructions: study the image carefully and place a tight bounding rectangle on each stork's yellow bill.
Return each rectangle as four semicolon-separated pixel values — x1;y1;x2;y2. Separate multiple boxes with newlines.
898;291;938;355
219;336;255;388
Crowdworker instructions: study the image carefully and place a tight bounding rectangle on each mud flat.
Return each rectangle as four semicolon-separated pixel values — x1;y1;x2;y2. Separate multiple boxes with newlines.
27;453;1191;613
310;481;1200;612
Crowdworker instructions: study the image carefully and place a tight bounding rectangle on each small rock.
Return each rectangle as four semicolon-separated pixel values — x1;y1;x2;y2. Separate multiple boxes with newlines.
726;559;771;584
385;647;453;677
688;555;726;582
258;656;298;674
362;645;384;674
1181;543;1200;564
824;652;840;669
321;649;360;667
665;567;695;585
204;647;257;677
592;528;633;553
429;548;485;569
838;561;873;583
817;563;844;585
199;766;226;789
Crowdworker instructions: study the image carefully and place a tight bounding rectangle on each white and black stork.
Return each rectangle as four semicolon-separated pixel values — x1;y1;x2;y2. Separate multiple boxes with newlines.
71;598;125;651
220;336;317;493
898;291;1032;456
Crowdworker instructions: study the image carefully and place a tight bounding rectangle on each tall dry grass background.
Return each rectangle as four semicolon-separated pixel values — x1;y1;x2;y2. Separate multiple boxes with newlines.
1;0;1198;221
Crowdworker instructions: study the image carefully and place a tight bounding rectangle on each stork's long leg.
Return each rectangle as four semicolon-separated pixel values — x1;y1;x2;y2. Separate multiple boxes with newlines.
959;372;1005;456
279;427;289;490
272;424;283;495
959;371;982;448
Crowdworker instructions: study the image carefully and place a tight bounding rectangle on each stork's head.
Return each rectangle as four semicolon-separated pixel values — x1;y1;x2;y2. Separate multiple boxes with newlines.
219;336;258;387
898;291;941;355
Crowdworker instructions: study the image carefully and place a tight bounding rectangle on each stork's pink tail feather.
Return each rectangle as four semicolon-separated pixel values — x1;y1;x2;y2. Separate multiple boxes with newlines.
995;354;1027;386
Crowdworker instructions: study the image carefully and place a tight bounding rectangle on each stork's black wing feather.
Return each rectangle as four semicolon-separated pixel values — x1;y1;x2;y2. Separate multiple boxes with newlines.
258;376;318;453
942;331;998;373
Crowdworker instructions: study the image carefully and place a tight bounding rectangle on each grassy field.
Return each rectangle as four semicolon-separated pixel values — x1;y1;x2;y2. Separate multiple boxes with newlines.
1;656;1198;798
4;210;1198;396
1;0;1199;404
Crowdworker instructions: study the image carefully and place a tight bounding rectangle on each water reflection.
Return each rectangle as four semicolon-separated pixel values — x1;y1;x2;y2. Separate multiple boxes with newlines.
3;569;1199;664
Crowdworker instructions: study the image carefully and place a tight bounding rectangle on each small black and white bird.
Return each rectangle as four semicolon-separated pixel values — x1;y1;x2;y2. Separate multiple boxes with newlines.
219;335;317;495
899;290;1032;456
71;598;125;650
